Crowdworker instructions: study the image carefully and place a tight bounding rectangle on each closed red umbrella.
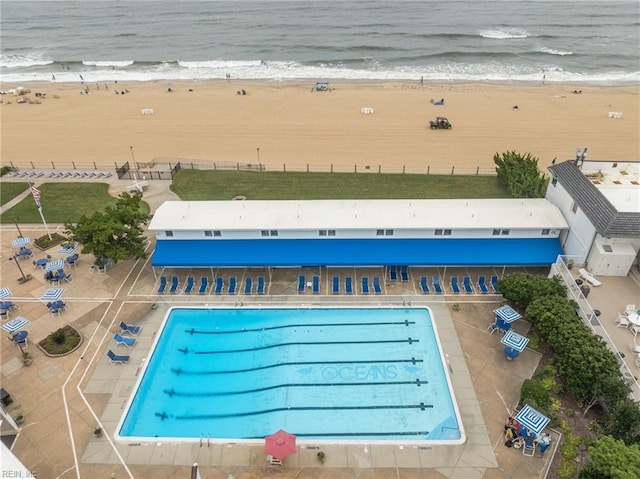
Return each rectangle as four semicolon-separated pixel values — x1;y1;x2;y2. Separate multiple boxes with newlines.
264;429;297;460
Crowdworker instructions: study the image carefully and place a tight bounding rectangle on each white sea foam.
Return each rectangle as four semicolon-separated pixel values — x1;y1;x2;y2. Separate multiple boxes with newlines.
539;46;573;56
82;60;135;67
0;53;54;68
479;29;529;39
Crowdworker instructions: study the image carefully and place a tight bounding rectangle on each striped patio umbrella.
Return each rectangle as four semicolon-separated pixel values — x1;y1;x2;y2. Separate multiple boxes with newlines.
493;305;522;324
0;288;11;299
514;404;550;434
501;330;530;352
11;237;30;248
41;288;65;301
45;259;64;272
1;316;30;333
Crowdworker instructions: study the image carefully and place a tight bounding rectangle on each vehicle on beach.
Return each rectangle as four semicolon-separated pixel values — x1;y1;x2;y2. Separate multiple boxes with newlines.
429;117;452;130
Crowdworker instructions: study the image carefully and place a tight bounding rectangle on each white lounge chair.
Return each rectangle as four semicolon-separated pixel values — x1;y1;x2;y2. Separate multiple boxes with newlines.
616;314;631;328
578;268;601;287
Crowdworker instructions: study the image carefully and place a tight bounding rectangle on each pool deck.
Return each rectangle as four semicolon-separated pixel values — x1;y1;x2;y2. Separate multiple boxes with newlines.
1;179;639;478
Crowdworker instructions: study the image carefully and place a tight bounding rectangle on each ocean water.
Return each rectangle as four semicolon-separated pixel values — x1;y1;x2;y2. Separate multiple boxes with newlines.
1;0;638;84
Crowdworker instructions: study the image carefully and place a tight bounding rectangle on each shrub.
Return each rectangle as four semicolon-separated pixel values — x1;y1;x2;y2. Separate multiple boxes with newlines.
52;328;66;344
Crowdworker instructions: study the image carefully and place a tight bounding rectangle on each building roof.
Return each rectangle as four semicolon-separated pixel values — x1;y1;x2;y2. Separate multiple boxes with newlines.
148;199;568;232
549;160;640;237
152;237;563;267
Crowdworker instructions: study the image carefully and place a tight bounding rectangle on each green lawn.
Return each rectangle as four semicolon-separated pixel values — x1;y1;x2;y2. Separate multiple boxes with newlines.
1;183;123;224
0;182;29;206
171;170;509;200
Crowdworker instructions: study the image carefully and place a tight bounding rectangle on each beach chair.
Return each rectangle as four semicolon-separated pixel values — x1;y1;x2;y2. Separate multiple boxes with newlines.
462;276;473;294
214;277;224;294
450;276;460;294
477;275;488;294
389;266;398;282
332;276;340;294
312;275;320;294
297;275;306;293
420;276;430;294
169;276;180;294
228;277;237;294
107;350;129;364
373;276;382;294
183;276;195;294
114;332;137;347
244;277;253;295
345;276;353;294
433;276;444;294
361;277;370;294
198;276;209;294
400;265;409;282
120;321;141;335
490;275;500;293
257;276;265;295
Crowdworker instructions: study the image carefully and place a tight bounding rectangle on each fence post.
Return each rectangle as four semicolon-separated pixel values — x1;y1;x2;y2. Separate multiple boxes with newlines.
31;161;35;169
49;161;54;169
214;163;217;170
306;164;309;173
427;166;430;175
354;164;357;173
330;164;333;173
72;161;76;169
94;162;97;170
378;165;381;174
451;166;455;175
476;166;479;175
115;162;118;170
402;165;405;174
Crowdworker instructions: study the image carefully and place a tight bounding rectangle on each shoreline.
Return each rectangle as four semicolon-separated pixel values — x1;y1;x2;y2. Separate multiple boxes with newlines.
2;80;638;172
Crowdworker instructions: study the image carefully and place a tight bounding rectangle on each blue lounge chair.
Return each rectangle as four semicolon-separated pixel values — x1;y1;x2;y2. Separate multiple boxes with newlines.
400;265;409;282
389;266;398;282
332;276;340;294
107;350;129;364
214;277;224;294
361;277;370;294
477;275;489;294
198;276;209;294
184;276;195;294
433;276;444;294
420;276;430;294
491;275;500;293
298;275;306;293
345;276;353;294
158;276;168;293
244;277;253;295
312;275;320;294
120;321;141;335
257;276;265;294
228;277;237;294
114;332;137;347
169;276;180;293
450;276;460;294
462;276;473;294
373;276;382;294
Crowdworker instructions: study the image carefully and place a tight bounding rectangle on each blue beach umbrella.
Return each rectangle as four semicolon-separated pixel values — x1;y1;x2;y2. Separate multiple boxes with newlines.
12;237;30;248
1;316;30;333
0;288;11;299
45;259;64;272
493;305;522;323
501;330;530;352
514;404;550;434
41;288;65;301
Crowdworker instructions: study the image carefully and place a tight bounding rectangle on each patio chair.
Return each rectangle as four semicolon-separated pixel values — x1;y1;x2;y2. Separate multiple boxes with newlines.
420;276;429;294
345;276;353;294
257;276;266;295
522;441;536;457
361;277;370;294
157;276;168;294
389;266;398;282
631;325;640;336
400;265;409;282
214;277;224;294
114;333;137;347
433;276;443;294
297;275;306;293
312;275;320;294
616;314;630;328
487;322;499;335
244;277;253;295
169;276;180;294
120;321;141;335
462;276;473;294
0;310;10;320
490;275;500;293
373;276;382;294
198;276;209;294
183;276;195;294
450;276;460;294
477;275;489;294
629;341;640;354
107;350;129;364
626;304;638;314
228;277;237;295
332;276;340;294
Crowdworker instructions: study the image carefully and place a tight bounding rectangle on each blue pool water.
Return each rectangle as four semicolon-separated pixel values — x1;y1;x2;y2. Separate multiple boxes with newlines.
117;307;464;443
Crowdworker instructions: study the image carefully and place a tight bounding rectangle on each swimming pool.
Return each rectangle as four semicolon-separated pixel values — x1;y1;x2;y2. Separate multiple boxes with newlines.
117;307;464;444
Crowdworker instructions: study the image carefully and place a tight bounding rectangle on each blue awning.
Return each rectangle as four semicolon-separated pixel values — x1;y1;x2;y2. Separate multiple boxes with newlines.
151;237;563;268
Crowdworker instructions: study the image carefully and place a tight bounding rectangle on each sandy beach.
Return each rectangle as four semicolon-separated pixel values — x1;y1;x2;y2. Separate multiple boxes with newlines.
1;80;638;174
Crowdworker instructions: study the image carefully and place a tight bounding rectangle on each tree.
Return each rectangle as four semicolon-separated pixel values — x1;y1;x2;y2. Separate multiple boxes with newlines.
579;436;640;479
494;150;548;198
65;193;149;266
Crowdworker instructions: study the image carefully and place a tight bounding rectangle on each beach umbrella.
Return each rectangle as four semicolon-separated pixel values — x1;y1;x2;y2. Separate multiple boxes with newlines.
41;288;65;301
1;316;30;333
501;330;530;352
493;305;522;324
11;237;30;248
45;259;64;272
265;429;297;460
514;404;550;434
0;288;11;299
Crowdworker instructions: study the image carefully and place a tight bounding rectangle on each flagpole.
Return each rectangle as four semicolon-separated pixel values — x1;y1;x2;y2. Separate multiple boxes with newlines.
30;183;52;240
38;206;52;240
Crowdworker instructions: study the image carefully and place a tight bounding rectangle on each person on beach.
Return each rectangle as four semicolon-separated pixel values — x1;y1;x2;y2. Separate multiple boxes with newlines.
536;432;551;457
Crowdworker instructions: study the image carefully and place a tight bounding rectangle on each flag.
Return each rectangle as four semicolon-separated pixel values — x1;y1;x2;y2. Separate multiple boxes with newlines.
30;183;41;208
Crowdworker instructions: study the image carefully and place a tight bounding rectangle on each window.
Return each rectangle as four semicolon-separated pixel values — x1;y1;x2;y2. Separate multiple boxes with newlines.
319;230;327;236
571;202;578;214
443;229;452;236
328;230;336;236
492;229;501;236
385;229;394;236
213;230;221;237
261;230;269;237
165;231;173;237
204;230;212;237
541;229;550;236
435;229;443;236
501;229;510;235
376;229;384;236
270;230;278;236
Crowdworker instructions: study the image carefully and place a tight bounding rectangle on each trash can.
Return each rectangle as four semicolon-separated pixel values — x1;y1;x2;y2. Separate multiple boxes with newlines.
580;284;591;298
